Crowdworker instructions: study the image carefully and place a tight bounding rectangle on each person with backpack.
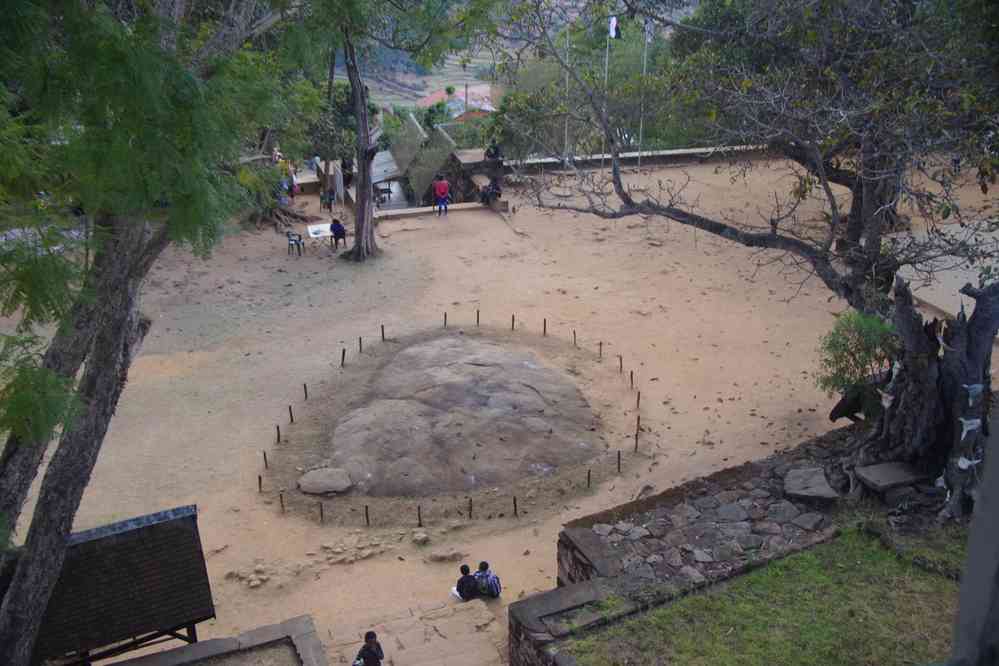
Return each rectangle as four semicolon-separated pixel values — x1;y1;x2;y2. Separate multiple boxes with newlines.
353;630;384;666
474;561;501;598
452;564;479;601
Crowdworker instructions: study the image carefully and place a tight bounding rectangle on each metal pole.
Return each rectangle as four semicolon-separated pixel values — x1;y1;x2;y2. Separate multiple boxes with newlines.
601;31;610;169
564;30;570;164
638;23;649;169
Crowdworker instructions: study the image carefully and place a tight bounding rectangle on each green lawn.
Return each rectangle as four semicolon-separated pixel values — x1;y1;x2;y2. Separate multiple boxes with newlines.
565;529;958;666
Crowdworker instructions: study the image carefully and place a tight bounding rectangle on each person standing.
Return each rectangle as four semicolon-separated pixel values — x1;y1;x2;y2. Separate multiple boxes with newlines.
354;630;384;666
433;174;450;216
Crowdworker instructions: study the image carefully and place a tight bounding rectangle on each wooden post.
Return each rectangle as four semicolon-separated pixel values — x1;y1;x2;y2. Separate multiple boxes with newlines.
340;348;346;368
634;416;640;452
618;355;623;373
381;324;386;341
468;497;473;520
511;314;515;331
617;450;622;474
587;468;591;489
279;492;285;513
599;341;603;358
444;312;448;329
276;424;281;443
417;504;423;527
364;504;370;527
304;383;308;401
513;496;518;518
263;451;269;469
358;336;363;353
319;502;325;524
258;475;262;493
630;370;634;389
573;329;577;347
288;405;294;423
543;318;547;336
476;309;480;327
637;391;641;410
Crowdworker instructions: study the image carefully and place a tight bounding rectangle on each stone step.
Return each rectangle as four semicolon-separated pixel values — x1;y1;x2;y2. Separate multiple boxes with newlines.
784;467;839;501
855;462;930;492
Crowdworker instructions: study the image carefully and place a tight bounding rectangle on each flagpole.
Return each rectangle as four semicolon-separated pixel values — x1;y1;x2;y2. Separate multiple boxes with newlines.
638;23;649;169
564;30;570;166
601;28;610;169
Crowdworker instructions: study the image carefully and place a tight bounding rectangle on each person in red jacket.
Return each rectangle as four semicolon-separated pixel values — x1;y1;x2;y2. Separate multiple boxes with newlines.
433;174;450;217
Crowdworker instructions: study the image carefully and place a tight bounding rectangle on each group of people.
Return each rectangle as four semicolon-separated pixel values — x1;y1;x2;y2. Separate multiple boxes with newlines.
452;561;502;601
351;562;501;666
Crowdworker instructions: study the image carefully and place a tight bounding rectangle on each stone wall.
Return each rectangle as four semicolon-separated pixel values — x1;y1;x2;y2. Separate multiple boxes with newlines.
512;428;853;666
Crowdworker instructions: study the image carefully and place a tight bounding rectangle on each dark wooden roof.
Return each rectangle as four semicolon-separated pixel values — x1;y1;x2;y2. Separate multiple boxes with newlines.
2;505;215;661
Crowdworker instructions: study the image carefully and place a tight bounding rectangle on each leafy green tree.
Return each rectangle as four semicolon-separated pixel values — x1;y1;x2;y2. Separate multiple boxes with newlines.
0;3;304;663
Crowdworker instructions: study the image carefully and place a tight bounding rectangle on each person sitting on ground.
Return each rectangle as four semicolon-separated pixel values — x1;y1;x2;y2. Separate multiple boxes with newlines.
330;218;347;249
452;564;479;601
433;174;450;217
354;630;384;666
474;561;502;598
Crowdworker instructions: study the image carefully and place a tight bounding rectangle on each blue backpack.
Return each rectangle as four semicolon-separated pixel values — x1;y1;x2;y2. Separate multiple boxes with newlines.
476;571;501;597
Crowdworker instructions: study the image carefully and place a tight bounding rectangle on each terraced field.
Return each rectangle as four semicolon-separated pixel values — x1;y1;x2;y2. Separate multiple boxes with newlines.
360;52;499;107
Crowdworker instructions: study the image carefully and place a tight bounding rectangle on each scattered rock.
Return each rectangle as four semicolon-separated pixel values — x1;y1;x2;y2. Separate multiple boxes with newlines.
752;521;783;535
715;490;743;505
626;526;651;540
792;513;825;531
750;488;772;499
855;462;929;492
665;549;684;568
646;554;664;565
253;564;266;574
716;503;749;523
767;500;801;523
427;550;466;563
784;467;839;501
411;531;430;546
737;534;765;550
614;521;635;533
297;468;353;494
679;565;706;585
715;541;744;560
693;496;720;510
692;549;714;563
592;523;614;537
523;549;531;556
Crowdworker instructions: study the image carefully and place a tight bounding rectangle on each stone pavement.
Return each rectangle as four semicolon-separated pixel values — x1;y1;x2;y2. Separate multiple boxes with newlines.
327;599;504;666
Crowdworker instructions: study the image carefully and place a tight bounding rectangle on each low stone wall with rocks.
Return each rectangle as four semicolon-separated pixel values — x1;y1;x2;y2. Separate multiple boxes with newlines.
510;427;853;666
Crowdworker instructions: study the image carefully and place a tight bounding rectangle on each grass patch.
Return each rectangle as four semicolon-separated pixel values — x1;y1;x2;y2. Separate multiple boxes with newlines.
564;529;957;666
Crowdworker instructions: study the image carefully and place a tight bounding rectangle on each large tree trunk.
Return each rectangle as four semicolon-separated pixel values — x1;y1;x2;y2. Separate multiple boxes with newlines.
0;218;167;665
342;35;378;261
854;279;998;517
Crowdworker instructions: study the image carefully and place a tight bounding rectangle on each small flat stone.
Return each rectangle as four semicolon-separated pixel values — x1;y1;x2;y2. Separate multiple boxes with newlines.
737;534;765;550
752;521;783;535
717;503;750;523
784;467;839;501
792;513;825;531
646;554;664;565
855;462;929;492
592;523;614;537
680;565;706;585
614;521;635;533
627;526;651;540
715;490;743;505
411;531;430;546
633;563;657;580
718;522;752;538
665;548;684;567
607;533;625;545
767;500;801;523
693;548;714;563
715;541;744;560
297;467;353;494
694;496;720;510
750;488;772;499
427;549;466;562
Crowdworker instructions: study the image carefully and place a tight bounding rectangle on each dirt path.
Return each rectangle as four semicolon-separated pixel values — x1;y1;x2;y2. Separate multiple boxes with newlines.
22;163;847;662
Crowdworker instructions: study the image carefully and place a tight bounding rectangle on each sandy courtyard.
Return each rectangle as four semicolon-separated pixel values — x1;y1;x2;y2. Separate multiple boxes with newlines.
17;161;848;662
